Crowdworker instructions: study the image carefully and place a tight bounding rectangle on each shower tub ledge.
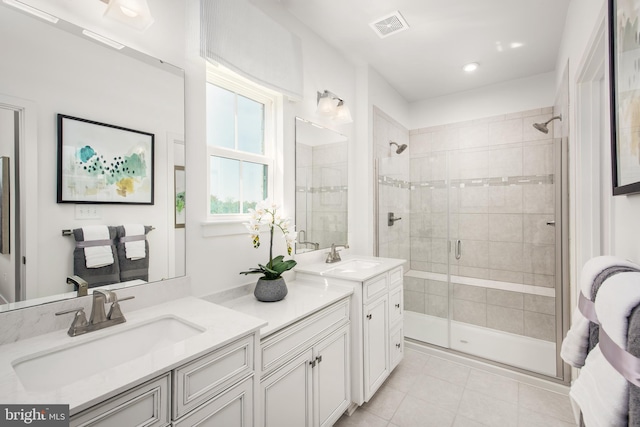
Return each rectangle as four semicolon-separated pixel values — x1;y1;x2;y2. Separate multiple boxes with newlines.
405;311;556;377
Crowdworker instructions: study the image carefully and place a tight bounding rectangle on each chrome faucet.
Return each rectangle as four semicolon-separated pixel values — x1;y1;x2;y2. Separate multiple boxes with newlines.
326;243;349;263
67;275;89;297
56;290;135;337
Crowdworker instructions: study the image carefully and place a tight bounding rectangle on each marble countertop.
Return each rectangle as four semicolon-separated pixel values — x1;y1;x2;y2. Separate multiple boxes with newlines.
220;280;353;337
0;297;266;415
294;254;407;282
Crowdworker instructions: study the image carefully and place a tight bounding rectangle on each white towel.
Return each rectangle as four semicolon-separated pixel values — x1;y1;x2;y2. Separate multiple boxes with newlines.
570;271;640;427
82;225;114;268
561;256;640;368
123;224;146;260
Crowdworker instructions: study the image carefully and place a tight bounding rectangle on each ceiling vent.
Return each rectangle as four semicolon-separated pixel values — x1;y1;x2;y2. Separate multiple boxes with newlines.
369;11;409;39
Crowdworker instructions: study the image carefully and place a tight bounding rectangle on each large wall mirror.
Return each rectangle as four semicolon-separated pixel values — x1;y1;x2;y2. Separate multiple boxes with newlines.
0;4;185;311
295;117;348;254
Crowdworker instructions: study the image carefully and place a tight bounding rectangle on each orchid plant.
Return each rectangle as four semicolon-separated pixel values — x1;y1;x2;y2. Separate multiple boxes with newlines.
240;200;297;280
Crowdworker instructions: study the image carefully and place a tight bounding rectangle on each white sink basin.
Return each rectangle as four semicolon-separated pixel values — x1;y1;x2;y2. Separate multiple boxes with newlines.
12;316;204;391
324;259;381;274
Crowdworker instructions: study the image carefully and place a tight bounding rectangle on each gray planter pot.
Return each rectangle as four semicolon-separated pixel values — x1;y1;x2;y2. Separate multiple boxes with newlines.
254;277;288;302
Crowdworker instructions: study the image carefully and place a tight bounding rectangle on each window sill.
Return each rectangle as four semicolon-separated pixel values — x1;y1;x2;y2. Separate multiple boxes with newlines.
201;220;248;237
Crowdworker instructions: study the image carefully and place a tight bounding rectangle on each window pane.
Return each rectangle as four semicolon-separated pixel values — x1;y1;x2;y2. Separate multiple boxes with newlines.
243;162;267;213
210;156;240;214
237;95;265;154
206;84;235;149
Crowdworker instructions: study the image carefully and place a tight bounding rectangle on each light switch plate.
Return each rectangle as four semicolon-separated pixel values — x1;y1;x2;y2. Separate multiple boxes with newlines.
75;205;101;220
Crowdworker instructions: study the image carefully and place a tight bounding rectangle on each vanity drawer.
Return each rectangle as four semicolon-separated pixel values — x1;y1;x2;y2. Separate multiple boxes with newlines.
172;375;253;427
261;298;349;374
173;335;254;419
388;266;404;290
70;373;170;427
363;275;388;304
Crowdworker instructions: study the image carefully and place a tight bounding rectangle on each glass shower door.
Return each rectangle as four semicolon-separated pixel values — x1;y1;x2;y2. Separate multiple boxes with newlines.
447;140;560;377
403;151;450;348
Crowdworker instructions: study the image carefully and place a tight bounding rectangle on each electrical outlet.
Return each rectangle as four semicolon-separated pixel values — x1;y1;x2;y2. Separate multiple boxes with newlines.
75;205;102;220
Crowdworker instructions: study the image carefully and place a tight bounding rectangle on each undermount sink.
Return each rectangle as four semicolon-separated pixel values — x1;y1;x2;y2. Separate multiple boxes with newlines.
324;259;381;274
12;316;204;391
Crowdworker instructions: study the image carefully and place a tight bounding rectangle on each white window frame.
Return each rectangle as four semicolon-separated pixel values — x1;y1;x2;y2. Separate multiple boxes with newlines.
205;67;278;223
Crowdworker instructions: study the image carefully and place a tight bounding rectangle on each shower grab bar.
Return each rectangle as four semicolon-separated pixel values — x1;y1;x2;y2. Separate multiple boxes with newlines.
455;239;462;260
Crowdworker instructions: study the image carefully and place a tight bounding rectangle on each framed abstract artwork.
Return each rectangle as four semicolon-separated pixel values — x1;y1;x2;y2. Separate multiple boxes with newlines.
609;0;640;195
174;166;185;228
57;114;154;204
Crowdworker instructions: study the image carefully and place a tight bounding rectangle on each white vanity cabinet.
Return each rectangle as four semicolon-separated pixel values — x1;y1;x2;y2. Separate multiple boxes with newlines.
296;259;404;405
69;334;257;427
258;298;351;427
361;266;403;401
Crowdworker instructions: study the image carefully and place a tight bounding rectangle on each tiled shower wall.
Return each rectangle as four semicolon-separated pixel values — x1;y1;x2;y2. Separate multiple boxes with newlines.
374;107;410;262
296;142;348;250
403;107;558;342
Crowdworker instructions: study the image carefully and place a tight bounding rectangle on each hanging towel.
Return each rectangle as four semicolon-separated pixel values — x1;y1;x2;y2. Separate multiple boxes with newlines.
122;224;146;260
571;271;640;427
115;225;150;282
82;225;114;268
561;256;640;368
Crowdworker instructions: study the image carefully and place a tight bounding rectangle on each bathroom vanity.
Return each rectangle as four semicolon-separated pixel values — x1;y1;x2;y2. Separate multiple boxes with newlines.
295;256;405;406
0;297;266;427
221;281;353;427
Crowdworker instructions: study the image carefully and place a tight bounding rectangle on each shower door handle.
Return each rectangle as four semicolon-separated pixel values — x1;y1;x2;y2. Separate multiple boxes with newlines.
546;221;556;226
455;240;462;260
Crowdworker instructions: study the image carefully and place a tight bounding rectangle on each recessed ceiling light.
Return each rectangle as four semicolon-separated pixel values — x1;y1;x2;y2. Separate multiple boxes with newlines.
463;62;479;73
510;42;524;49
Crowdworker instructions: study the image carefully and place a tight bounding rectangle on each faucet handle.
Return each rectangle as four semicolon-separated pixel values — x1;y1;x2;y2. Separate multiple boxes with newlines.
107;296;135;321
56;307;89;336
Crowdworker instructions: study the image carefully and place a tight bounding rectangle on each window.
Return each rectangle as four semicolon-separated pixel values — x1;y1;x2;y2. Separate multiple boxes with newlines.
206;69;277;219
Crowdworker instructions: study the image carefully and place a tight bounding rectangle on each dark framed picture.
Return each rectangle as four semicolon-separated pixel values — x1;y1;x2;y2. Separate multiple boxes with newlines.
609;0;640;195
57;114;154;204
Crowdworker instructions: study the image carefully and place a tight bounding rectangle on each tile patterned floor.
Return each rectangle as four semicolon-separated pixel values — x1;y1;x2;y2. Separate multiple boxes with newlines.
334;348;577;427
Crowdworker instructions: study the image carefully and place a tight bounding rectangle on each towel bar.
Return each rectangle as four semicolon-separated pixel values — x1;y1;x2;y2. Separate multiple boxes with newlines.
62;226;155;236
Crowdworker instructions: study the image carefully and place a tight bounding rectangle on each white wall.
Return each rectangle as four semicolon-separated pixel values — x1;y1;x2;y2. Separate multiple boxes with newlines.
556;0;640;265
409;72;556;130
184;0;358;296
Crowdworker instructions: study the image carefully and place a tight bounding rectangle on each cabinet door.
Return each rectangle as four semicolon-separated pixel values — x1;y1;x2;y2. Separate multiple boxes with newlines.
314;326;350;427
363;295;388;401
172;376;253;427
260;349;313;427
389;324;404;371
389;286;403;326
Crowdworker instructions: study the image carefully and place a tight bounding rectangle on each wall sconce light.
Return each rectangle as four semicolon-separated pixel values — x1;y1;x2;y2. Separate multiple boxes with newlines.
100;0;154;31
316;90;353;124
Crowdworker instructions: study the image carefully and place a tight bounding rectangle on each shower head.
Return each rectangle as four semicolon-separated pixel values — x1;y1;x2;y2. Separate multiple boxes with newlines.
532;115;562;134
390;141;408;154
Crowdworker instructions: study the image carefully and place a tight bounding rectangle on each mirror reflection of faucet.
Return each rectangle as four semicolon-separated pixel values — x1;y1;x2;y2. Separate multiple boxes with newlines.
297;229;320;250
388;212;402;226
55;290;135;337
66;275;89;296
